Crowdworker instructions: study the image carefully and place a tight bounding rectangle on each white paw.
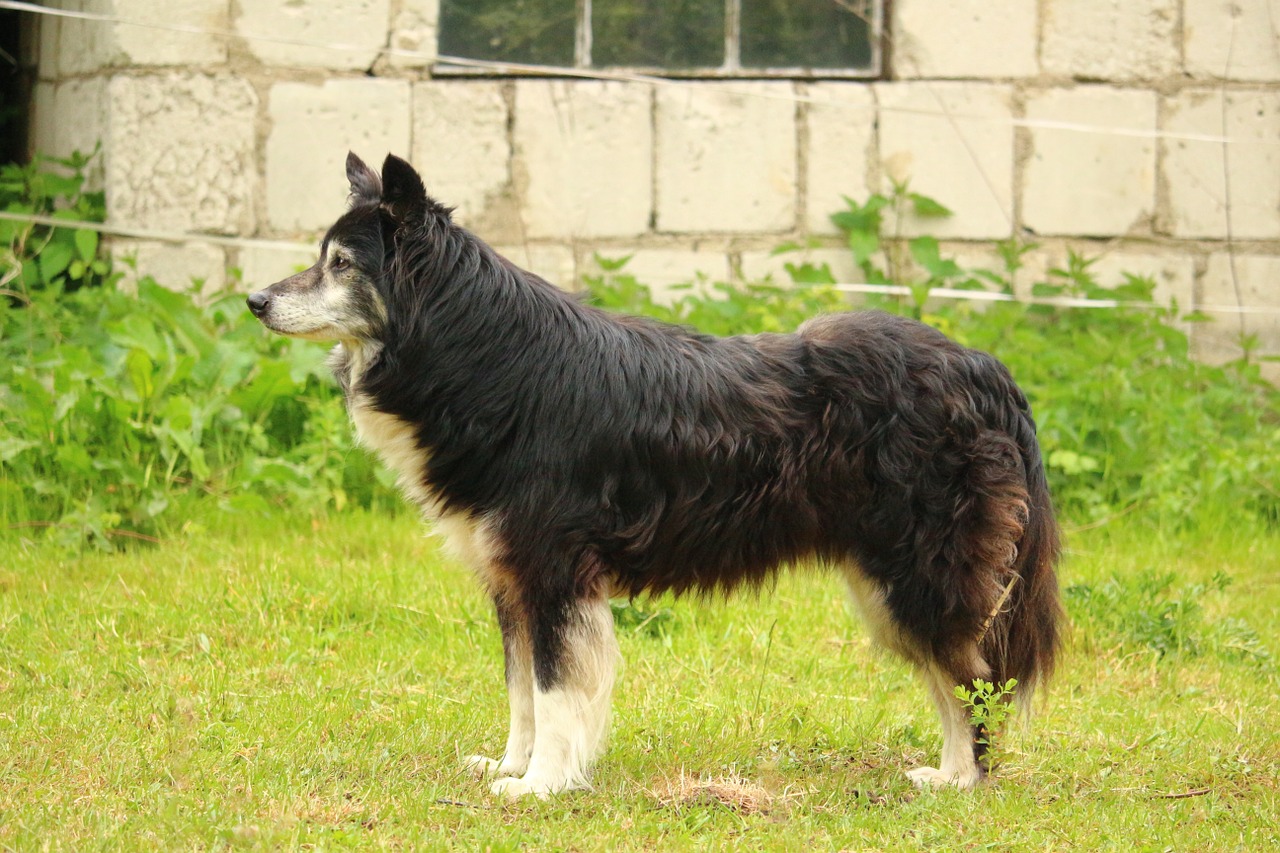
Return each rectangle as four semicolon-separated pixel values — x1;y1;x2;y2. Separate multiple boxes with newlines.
464;755;501;778
907;766;981;790
489;775;558;799
464;754;526;779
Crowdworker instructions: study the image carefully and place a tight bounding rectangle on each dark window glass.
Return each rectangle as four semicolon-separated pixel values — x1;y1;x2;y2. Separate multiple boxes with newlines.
438;0;576;66
437;0;880;76
740;0;874;69
592;0;725;69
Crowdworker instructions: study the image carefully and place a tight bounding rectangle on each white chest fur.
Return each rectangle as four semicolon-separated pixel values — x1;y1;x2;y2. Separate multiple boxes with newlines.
333;342;438;514
348;396;439;513
335;344;498;577
348;393;503;580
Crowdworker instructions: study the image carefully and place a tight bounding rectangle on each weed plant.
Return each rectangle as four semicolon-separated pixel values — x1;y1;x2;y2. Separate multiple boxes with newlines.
953;677;1019;774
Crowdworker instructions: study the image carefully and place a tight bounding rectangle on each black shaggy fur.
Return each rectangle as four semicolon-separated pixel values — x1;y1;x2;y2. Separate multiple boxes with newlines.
250;153;1062;793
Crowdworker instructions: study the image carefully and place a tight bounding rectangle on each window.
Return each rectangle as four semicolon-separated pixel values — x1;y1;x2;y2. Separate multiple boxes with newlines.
437;0;883;78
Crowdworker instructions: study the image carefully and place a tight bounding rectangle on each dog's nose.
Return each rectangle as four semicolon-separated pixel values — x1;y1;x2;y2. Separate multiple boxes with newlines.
246;291;270;316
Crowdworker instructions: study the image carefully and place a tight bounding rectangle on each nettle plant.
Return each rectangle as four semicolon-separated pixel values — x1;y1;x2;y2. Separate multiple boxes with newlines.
824;178;994;313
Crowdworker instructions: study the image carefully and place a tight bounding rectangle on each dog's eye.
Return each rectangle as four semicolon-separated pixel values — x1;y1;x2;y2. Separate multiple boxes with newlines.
332;255;350;271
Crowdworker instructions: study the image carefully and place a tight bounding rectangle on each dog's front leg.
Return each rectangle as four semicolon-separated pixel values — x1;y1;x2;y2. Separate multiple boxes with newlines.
489;592;618;798
466;595;535;779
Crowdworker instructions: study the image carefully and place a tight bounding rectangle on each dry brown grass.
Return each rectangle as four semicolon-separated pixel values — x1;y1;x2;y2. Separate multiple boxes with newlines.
647;771;782;815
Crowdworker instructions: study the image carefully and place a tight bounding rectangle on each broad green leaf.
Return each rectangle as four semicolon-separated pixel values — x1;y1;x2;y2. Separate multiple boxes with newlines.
74;228;98;262
125;347;156;403
908;236;942;271
55;442;94;475
38;242;73;281
848;229;879;268
784;261;837;286
909;192;953;218
0;437;37;462
109;314;168;361
593;253;633;273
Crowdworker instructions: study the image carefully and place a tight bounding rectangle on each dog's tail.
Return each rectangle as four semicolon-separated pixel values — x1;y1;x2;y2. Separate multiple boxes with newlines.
978;409;1063;705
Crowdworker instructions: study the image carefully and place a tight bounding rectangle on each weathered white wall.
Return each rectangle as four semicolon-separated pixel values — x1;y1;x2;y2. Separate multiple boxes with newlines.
27;0;1280;365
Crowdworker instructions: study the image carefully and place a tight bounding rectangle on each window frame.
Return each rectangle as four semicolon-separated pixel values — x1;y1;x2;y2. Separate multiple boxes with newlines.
433;0;885;80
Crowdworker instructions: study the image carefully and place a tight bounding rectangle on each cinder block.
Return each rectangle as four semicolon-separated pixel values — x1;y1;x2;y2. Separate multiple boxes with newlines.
1042;0;1178;81
875;82;1015;240
1022;87;1157;237
590;248;731;305
113;0;228;66
1161;90;1280;240
656;83;797;234
1197;253;1280;367
893;0;1036;79
266;79;412;234
514;81;652;239
388;0;438;67
803;84;875;235
29;82;55;154
42;1;227;72
111;239;228;296
106;74;258;234
1186;0;1280;82
412;82;510;228
51;0;120;75
236;0;390;70
238;243;319;291
492;243;577;291
37;3;61;79
29;79;107;185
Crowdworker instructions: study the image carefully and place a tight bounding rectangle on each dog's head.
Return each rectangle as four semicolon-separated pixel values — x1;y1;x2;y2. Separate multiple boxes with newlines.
247;152;438;343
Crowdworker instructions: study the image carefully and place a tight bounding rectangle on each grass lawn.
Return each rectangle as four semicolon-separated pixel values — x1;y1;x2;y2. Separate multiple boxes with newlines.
2;511;1277;850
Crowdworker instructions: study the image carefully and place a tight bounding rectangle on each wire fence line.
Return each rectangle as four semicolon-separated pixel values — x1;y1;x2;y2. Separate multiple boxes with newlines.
5;210;1278;317
0;210;314;253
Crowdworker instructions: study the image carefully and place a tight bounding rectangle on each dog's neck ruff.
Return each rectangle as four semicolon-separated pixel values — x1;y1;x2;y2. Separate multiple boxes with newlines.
329;339;382;395
331;340;441;517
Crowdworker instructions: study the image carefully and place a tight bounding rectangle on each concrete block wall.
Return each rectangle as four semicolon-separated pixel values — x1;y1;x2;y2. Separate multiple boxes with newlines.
26;0;1280;367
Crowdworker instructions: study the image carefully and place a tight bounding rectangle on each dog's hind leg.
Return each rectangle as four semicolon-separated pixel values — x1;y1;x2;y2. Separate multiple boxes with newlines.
465;594;535;779
906;661;987;790
489;589;618;798
843;567;986;789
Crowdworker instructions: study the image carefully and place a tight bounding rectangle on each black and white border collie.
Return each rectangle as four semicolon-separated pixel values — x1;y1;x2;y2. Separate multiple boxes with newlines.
248;153;1062;798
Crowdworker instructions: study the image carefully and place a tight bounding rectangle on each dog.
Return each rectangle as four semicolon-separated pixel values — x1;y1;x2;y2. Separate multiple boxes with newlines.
248;153;1062;797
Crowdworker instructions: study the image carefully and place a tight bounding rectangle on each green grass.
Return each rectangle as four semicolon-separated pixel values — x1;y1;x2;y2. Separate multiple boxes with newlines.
2;512;1278;850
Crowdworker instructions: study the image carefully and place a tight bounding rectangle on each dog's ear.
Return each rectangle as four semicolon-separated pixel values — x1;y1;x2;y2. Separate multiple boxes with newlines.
380;154;436;224
347;152;382;206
